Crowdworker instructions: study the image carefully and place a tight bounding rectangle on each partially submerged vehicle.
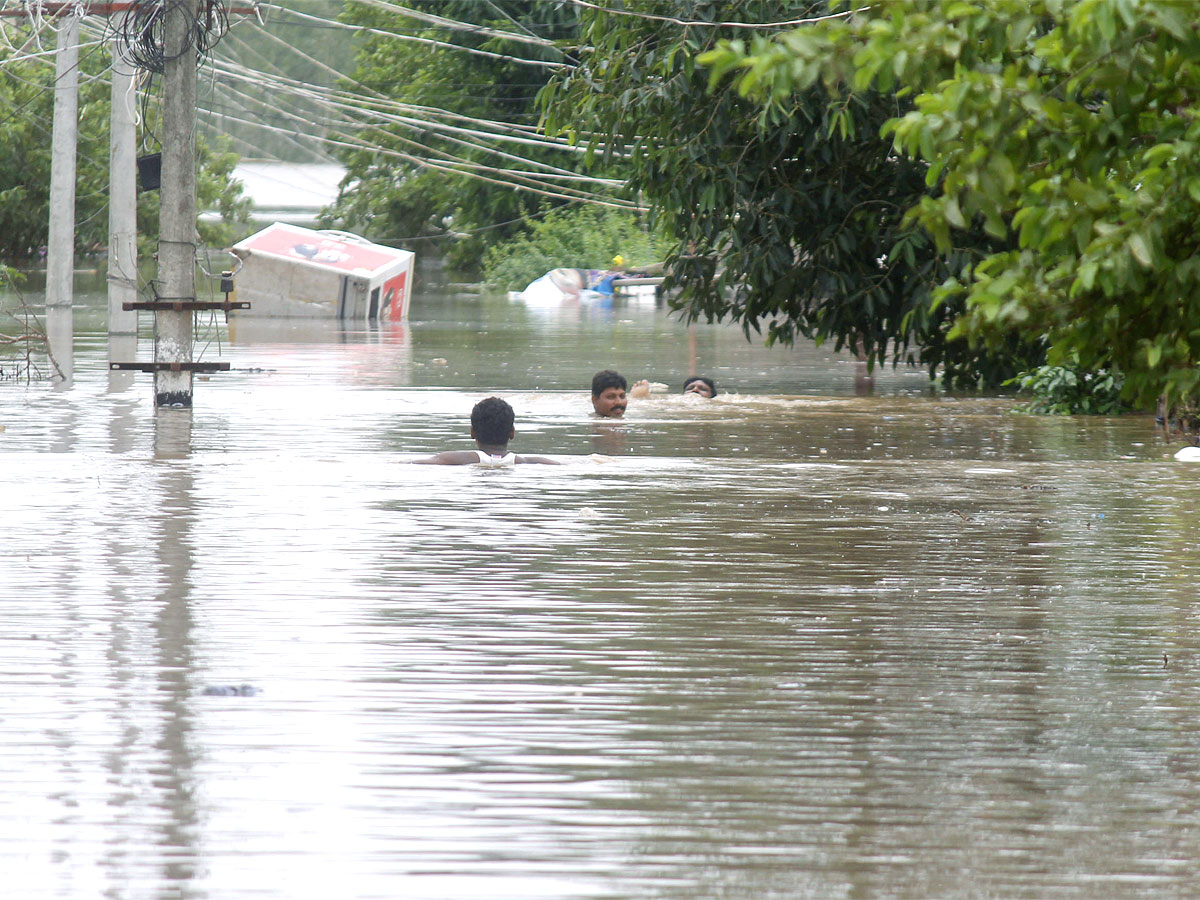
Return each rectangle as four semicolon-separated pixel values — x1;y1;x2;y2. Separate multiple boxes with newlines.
230;223;415;321
510;267;663;306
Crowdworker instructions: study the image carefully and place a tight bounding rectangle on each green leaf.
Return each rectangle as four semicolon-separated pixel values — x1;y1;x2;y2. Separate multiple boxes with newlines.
1142;143;1176;167
1152;4;1191;39
1077;260;1098;291
1128;232;1153;268
944;194;967;229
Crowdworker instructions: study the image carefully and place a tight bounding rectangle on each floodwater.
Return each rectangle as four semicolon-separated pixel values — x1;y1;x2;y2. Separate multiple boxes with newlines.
3;271;1200;900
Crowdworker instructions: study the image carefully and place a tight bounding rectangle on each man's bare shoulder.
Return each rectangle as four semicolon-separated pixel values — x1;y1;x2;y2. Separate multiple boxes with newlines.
514;455;561;465
411;450;480;465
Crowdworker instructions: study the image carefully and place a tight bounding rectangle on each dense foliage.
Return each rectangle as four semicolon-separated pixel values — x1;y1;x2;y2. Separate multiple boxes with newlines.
540;0;1031;385
328;1;588;268
0;40;111;259
0;33;248;263
482;205;671;291
1006;365;1125;416
702;0;1200;413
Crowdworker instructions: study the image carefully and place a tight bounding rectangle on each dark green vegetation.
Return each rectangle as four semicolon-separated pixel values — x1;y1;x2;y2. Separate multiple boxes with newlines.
8;0;1193;417
0;30;248;262
326;0;607;269
0;42;107;260
481;205;671;291
541;0;1033;388
700;0;1200;415
1007;365;1125;417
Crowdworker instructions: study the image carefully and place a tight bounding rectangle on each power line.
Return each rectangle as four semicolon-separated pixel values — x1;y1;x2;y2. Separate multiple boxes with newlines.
562;0;866;30
268;3;567;71
200;68;637;208
1;0;649;233
205;51;620;158
344;0;566;54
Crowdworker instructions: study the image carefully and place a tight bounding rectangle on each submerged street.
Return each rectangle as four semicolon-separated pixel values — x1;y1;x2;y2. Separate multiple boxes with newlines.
2;277;1199;899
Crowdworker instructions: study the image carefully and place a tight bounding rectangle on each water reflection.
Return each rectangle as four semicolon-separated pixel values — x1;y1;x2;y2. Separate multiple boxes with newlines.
45;305;73;387
154;407;193;458
106;334;139;394
590;419;628;456
146;436;202;893
3;278;1200;899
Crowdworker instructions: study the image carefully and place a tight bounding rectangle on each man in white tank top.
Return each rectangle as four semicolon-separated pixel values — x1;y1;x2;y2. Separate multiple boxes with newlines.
412;397;559;466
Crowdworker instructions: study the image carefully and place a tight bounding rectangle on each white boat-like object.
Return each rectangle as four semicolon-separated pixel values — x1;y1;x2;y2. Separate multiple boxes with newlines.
230;223;414;321
510;267;663;306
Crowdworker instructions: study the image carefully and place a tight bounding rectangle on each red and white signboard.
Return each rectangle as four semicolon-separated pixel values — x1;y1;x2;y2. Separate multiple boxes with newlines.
232;223;415;321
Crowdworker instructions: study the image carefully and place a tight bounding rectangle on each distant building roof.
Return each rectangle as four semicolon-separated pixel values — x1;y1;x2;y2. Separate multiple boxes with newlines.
215;160;347;226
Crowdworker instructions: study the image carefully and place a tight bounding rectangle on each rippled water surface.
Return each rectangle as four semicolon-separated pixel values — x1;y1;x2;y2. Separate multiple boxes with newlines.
4;276;1200;899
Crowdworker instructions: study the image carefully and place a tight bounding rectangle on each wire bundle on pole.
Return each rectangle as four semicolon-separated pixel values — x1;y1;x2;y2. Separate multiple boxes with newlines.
115;0;228;73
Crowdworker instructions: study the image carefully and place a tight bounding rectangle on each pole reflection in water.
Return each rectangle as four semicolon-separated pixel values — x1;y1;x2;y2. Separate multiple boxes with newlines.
107;333;138;394
3;282;1200;899
45;305;73;387
147;412;202;891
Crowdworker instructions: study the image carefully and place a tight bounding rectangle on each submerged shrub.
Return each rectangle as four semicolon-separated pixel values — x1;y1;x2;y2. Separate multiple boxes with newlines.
1007;365;1125;416
482;206;670;291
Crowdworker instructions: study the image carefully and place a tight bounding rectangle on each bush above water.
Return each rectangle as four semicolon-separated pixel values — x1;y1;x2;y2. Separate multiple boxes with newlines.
1007;365;1126;416
482;206;671;291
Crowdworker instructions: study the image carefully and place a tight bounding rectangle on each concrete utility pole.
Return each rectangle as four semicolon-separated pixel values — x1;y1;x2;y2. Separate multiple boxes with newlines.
45;7;81;385
154;0;199;407
104;0;248;402
108;36;139;337
107;34;139;391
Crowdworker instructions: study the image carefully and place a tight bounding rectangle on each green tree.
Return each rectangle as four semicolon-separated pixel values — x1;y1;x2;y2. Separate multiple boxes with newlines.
702;0;1200;414
0;39;112;259
482;205;671;291
541;0;1029;385
0;32;248;263
327;1;592;270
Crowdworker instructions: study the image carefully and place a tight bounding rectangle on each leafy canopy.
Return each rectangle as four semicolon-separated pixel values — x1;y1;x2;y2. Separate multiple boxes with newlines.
540;0;1029;386
482;204;671;291
328;1;588;269
0;30;248;263
0;38;112;259
701;0;1200;410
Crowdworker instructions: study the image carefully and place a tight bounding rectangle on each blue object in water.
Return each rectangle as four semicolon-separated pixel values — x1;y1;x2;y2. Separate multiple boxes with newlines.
202;684;259;697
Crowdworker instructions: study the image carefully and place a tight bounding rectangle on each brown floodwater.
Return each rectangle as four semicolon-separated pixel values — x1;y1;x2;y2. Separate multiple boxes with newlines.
2;273;1199;899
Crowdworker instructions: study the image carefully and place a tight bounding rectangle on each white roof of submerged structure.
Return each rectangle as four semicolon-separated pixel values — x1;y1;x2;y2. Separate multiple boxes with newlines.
201;160;347;226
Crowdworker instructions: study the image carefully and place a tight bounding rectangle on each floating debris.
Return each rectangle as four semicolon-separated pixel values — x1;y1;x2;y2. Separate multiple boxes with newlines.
202;684;259;697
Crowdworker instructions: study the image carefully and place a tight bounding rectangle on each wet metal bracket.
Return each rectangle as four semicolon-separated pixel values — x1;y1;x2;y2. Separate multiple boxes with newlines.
108;298;249;374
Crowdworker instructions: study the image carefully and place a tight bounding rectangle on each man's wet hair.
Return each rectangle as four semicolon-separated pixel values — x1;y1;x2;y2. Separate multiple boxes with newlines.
592;369;627;396
471;397;515;445
683;376;717;397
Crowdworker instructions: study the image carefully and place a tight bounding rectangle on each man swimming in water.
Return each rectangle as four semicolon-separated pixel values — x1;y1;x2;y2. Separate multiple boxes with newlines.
591;369;628;418
413;397;560;465
682;376;717;398
629;375;718;399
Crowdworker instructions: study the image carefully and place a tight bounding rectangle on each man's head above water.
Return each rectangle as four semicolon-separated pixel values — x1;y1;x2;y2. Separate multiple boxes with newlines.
471;396;516;448
591;369;628;418
683;376;717;398
412;396;559;465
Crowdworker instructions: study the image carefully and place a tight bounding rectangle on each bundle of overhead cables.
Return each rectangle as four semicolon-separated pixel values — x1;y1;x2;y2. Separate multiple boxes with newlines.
116;0;229;73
